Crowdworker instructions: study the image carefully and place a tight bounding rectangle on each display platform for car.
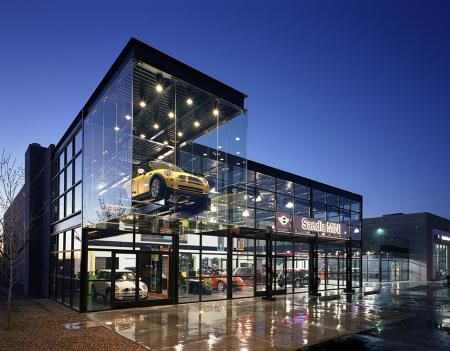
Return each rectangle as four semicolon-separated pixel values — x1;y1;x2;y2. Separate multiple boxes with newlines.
130;160;211;218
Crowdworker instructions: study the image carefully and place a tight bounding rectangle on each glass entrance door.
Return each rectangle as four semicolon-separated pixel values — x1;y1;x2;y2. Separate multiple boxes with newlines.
273;256;287;295
255;255;266;295
138;252;170;301
112;251;171;307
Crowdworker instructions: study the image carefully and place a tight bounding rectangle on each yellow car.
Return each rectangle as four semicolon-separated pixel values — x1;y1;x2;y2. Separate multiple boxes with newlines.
132;161;209;201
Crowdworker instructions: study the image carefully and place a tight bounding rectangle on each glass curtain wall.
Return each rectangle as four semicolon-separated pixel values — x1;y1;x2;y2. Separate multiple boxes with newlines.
316;243;351;293
51;129;83;223
49;126;83;310
83;60;133;229
273;241;310;294
361;250;409;282
49;227;82;310
131;60;248;232
435;243;448;279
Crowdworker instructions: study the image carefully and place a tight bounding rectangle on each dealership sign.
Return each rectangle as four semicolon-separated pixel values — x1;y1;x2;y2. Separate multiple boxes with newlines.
433;229;450;243
276;212;349;239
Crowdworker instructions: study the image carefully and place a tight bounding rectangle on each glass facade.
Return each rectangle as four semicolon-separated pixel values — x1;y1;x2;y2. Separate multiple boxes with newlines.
48;40;363;312
51;129;82;223
434;242;448;279
361;249;409;282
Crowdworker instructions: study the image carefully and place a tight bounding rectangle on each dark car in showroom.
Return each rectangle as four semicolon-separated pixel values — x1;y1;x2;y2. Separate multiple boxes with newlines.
277;269;320;288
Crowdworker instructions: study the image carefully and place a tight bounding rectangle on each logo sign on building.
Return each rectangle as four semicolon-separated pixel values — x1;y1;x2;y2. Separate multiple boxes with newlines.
433;229;450;243
276;212;349;239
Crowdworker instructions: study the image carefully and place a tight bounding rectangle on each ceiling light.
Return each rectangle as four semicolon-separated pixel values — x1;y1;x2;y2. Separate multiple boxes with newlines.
194;121;200;127
125;115;131;120
220;158;224;161
235;137;240;141
213;108;219;116
139;101;146;108
140;134;146;139
186;98;193;105
286;202;294;209
155;84;163;93
203;153;207;156
163;141;168;145
168;111;175;118
153;123;159;130
114;126;120;131
178;131;183;137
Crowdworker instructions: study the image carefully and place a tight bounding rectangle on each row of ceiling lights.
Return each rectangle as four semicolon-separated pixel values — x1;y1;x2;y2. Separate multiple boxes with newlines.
124;83;221;136
116;85;241;156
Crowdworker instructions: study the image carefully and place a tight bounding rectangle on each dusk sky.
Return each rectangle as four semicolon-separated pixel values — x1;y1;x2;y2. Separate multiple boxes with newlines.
0;0;449;219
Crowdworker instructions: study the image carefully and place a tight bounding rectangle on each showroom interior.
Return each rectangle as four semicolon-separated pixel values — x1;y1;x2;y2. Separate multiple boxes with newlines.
41;38;364;312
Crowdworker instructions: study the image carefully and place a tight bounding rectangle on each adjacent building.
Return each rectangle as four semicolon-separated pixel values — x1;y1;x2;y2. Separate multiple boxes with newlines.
363;212;450;282
6;38;363;312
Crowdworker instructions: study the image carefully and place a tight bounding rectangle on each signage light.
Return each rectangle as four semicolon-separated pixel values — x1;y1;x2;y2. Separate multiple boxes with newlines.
275;212;349;239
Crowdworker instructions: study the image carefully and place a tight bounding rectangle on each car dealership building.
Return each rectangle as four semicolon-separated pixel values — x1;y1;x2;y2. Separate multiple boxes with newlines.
8;38;363;312
362;212;450;283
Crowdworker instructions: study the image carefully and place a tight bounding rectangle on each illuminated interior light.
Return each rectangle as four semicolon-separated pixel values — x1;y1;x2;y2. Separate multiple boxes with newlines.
235;137;240;141
155;84;163;93
139;101;146;108
168;111;175;118
203;153;207;156
220;158;224;161
157;155;164;160
242;209;250;217
236;151;240;155
140;134;146;139
153;123;159;130
114;126;120;131
256;195;262;202
163;141;169;145
213;108;219;116
218;145;222;149
125;115;131;120
286;202;294;209
186;98;193;105
194;121;200;127
177;131;183;137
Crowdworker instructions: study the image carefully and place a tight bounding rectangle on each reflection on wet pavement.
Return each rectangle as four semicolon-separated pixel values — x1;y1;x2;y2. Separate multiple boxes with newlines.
87;282;430;350
304;281;450;351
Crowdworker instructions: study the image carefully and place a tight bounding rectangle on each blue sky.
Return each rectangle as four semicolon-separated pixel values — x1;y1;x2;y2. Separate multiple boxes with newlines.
0;0;449;218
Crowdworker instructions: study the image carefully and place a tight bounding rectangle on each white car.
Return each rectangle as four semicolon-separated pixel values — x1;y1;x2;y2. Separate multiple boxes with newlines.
91;269;148;302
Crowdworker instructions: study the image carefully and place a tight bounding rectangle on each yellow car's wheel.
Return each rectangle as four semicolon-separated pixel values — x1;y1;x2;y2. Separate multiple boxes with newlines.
150;176;165;199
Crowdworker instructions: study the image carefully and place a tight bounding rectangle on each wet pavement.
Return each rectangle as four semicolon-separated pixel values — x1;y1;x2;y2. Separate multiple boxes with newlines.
87;282;449;350
305;282;450;351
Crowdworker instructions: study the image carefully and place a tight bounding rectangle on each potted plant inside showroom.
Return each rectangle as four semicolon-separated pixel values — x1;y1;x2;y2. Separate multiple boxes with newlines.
201;278;212;295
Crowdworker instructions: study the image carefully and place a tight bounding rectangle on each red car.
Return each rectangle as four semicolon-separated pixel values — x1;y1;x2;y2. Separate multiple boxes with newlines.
202;269;245;291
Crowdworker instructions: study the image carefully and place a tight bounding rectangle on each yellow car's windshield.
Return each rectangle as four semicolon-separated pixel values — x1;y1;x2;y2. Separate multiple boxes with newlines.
150;161;184;172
